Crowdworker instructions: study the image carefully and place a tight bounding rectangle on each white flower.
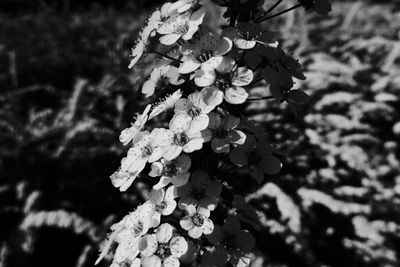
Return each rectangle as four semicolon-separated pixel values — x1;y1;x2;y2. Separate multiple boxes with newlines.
149;90;183;120
139;223;188;267
174;90;218;131
142;65;184;97
200;57;253;105
119;104;151;146
168;0;209;14
179;206;214;238
157;8;205;45
150;154;191;189
152;113;212;161
112;130;165;191
148;186;178;227
179;32;232;79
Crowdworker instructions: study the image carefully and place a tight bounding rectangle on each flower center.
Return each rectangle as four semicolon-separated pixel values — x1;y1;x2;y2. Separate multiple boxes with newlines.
155;201;168;212
174;133;190;146
192;213;204;227
155;243;172;260
163;163;180;177
188;107;202;117
215;72;232;91
133;221;144;236
142;145;153;157
197;50;214;63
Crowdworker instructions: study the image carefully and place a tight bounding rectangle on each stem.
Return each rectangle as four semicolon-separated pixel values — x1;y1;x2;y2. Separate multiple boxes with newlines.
257;3;303;23
247;96;275;101
254;0;284;22
151;50;182;63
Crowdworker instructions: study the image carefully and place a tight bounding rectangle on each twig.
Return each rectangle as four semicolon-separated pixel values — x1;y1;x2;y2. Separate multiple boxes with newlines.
247;96;275;101
255;0;284;22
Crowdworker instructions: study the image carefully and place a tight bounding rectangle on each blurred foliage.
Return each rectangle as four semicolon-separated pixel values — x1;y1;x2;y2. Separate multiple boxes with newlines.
1;1;400;267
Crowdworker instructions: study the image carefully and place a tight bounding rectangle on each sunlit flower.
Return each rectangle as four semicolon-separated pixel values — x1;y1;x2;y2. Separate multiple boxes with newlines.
149;90;183;120
168;0;209;14
95;203;154;265
199;57;253;105
150;154;191;189
152;113;212;160
223;23;278;50
206;215;255;267
208;111;246;153
148;187;178;227
119;104;151;145
180;206;214;238
157;9;205;45
177;170;221;211
139;223;188;267
179;33;232;79
174;90;218;131
111;130;165;191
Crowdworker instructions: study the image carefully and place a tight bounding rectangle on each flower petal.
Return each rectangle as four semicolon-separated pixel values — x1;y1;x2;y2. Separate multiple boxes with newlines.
169;236;189;257
139;234;158;257
180;216;194;230
183;138;203;153
150;188;165;204
142;255;162;267
201;86;224;107
159;33;182;45
223;215;241;235
174;98;193;114
215;56;236;74
206;225;225;245
194;69;216;87
224;86;249;104
169;113;192;133
178;196;198;211
215;37;233;56
163;256;180;267
149;162;163;177
235;38;256;49
188;226;203;238
179;56;201;74
228;129;246;145
198;196;218;211
161;200;177;215
232;67;254;86
201;218;214;235
201;56;224;71
208;112;223;129
171;173;190;187
163;145;183;161
156;223;174;243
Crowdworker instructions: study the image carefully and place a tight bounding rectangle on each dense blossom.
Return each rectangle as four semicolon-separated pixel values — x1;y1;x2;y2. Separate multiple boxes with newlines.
98;0;331;266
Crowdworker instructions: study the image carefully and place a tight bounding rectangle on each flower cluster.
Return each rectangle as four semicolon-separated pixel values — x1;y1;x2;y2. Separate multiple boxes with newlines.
98;0;331;266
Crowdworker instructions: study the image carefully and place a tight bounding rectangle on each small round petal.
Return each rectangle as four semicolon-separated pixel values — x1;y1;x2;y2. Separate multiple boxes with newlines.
171;173;190;187
131;258;141;267
194;69;216;87
201;86;223;107
208;245;230;265
223;114;240;130
163;145;183;161
229;148;249;166
170;113;192;133
154;177;171;190
150;212;162;228
215;37;233;56
205;181;222;196
188;115;209;134
191;170;210;186
201;56;224;71
201;129;212;142
165;185;178;200
198;196;218;210
149;162;164;177
139;234;158;257
152;128;174;146
178;196;198;211
161;200;177;215
169;236;189;257
232;67;254;86
215;57;236;74
260;155;282;175
183;138;204;153
150;189;165;204
142;255;162;267
235;38;256;49
148;147;164;162
197;207;210;217
180;216;194;230
180;240;199;264
224;87;249;104
179;56;201;74
188;226;203;238
163;256;180;267
159;33;182;45
174;98;193;114
228;129;246;145
201;218;214;235
156;223;174;243
211;138;230;153
208;112;223;129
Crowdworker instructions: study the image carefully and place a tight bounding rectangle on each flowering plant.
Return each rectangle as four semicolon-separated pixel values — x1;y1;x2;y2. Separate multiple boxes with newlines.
97;0;331;266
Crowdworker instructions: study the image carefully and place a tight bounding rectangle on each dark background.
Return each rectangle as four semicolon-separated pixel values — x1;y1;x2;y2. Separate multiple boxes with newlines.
1;0;400;266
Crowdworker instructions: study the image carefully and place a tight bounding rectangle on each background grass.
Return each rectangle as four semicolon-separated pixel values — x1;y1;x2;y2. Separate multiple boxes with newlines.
1;1;400;266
